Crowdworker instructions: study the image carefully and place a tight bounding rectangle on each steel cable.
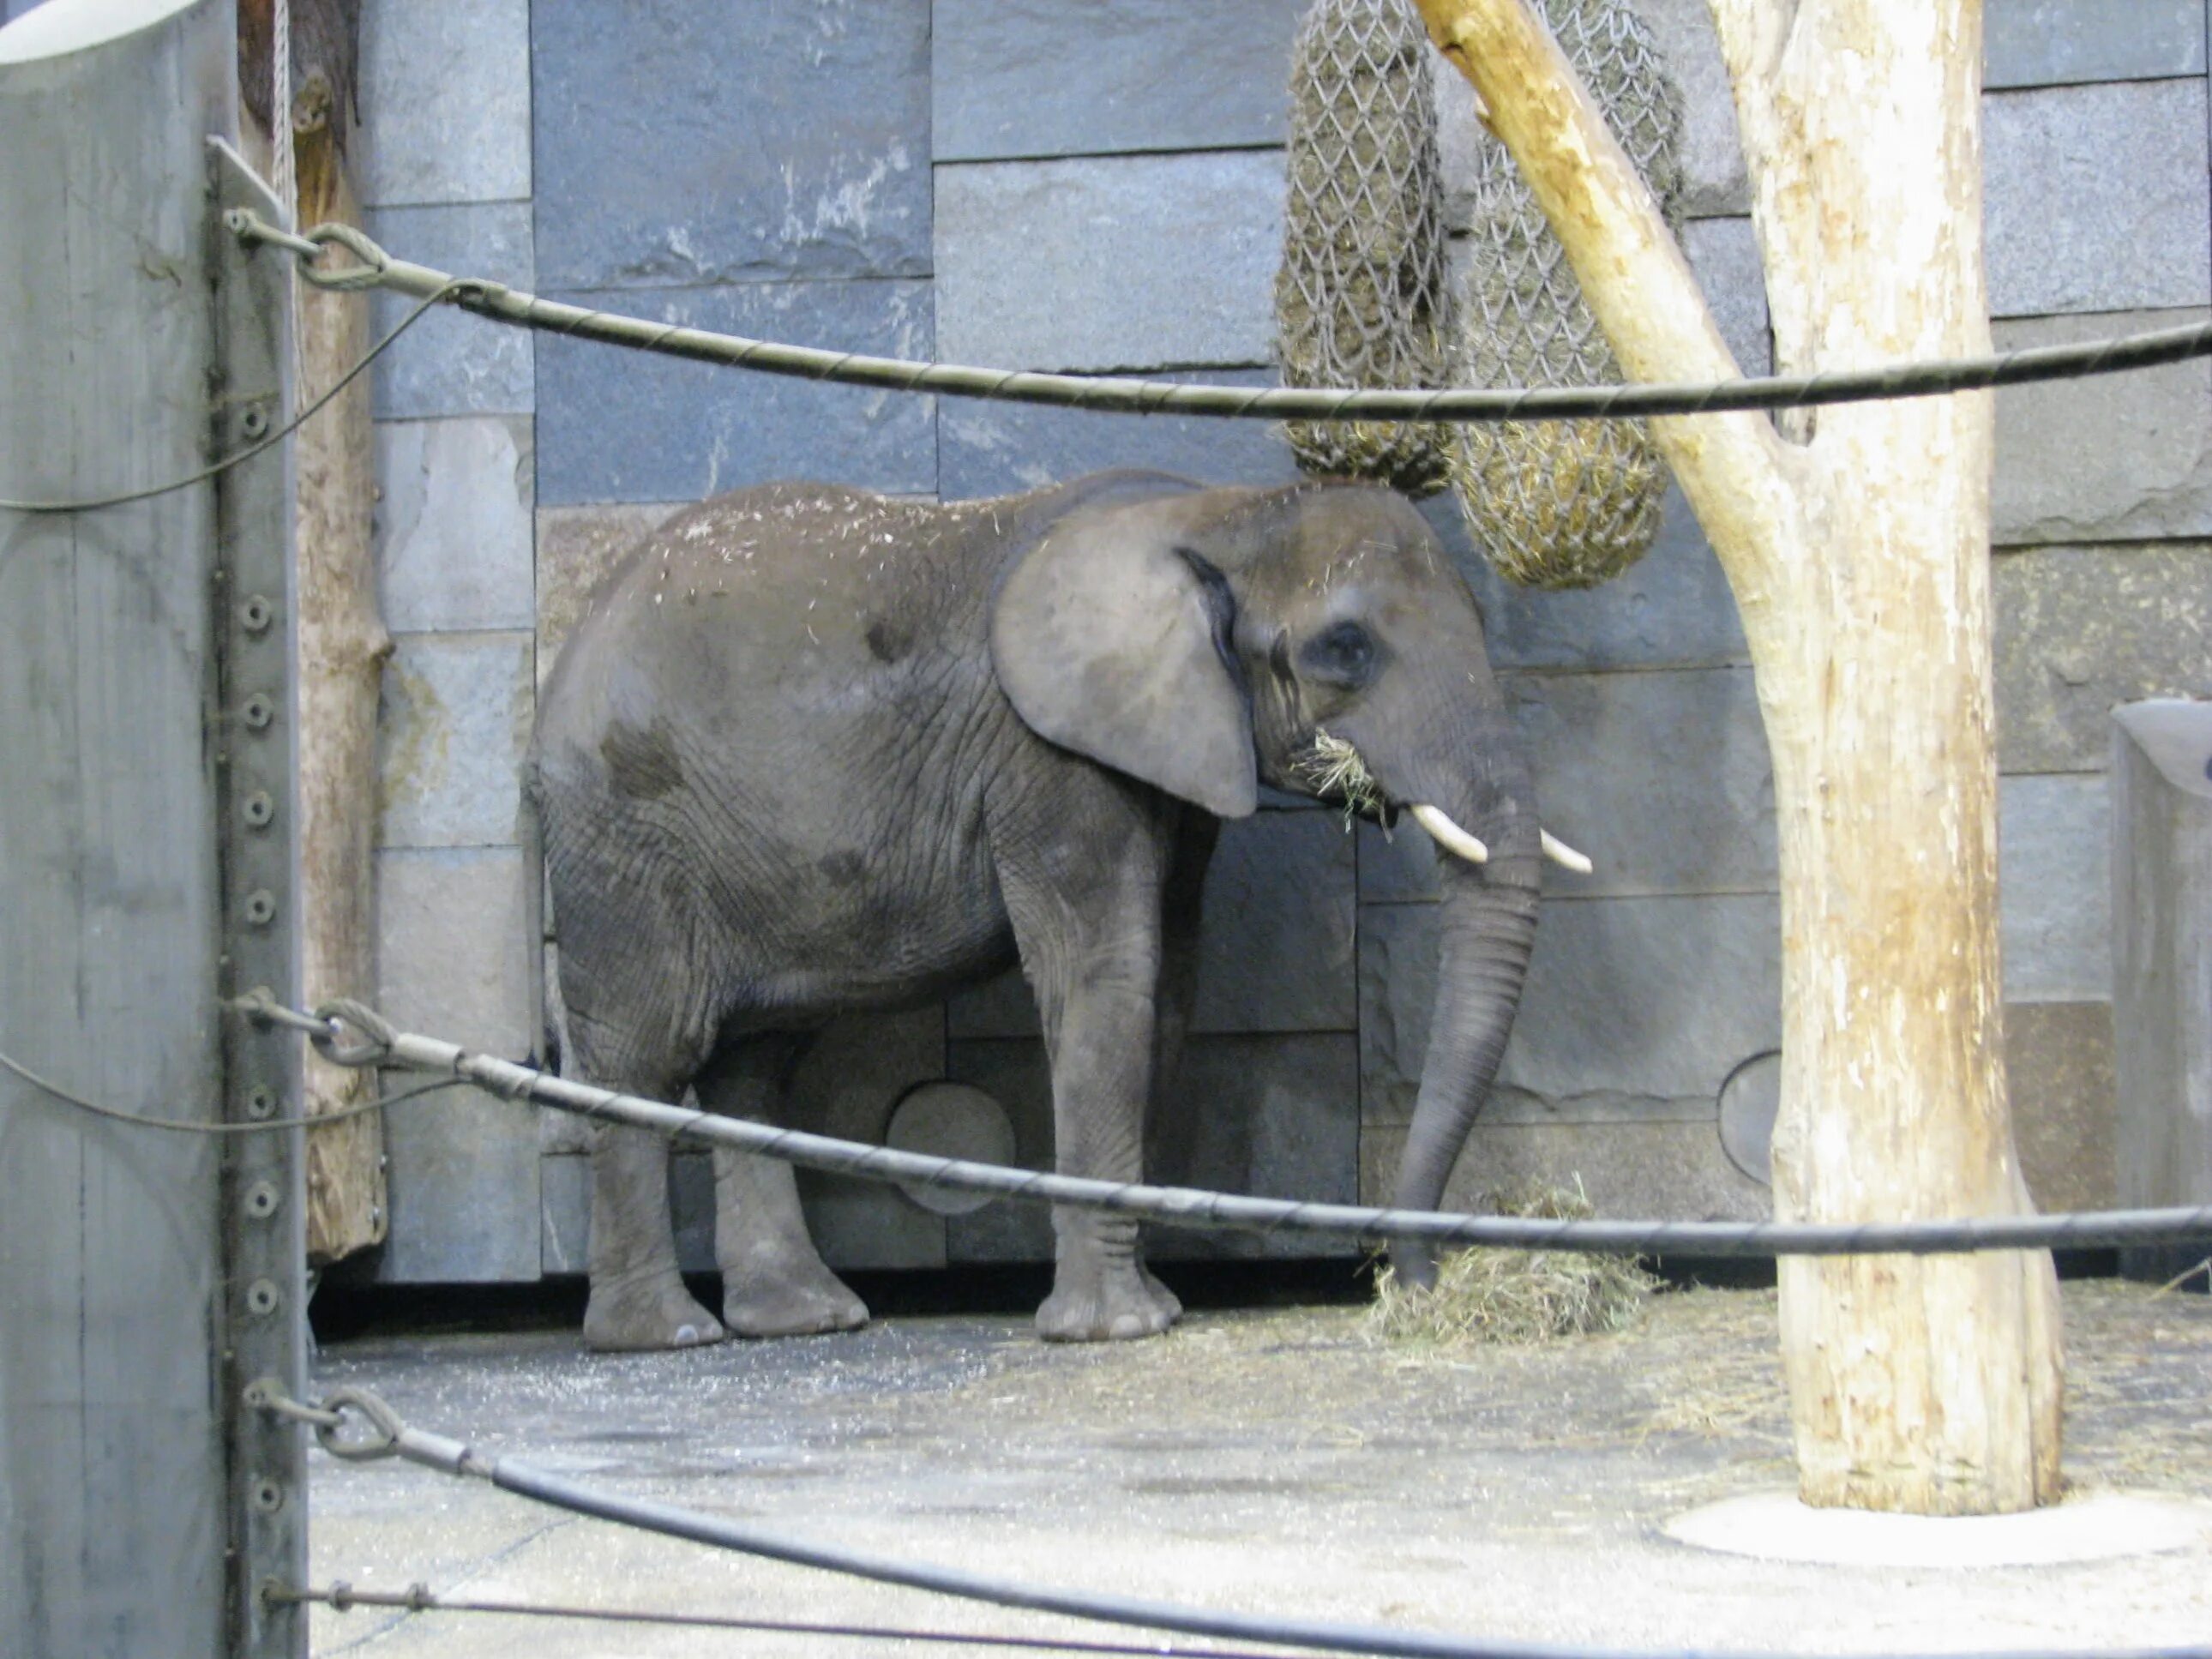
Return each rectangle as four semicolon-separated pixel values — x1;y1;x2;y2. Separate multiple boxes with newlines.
225;211;2212;423
269;1579;1325;1658
217;995;2212;1260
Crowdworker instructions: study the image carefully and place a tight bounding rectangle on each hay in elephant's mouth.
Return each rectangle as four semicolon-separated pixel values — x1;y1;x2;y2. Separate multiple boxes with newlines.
1367;1178;1656;1347
1295;728;1387;826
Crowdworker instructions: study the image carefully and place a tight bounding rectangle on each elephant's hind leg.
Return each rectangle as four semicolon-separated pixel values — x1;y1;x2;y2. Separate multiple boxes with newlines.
696;1035;869;1337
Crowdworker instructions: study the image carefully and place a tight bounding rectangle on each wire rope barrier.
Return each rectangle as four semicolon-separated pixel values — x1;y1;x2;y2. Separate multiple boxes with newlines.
9;212;2212;518
267;1578;1330;1659
11;994;2212;1255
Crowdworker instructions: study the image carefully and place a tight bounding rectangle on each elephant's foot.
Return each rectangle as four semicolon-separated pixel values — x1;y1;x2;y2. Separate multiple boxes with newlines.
1037;1258;1181;1343
723;1259;869;1338
583;1269;727;1353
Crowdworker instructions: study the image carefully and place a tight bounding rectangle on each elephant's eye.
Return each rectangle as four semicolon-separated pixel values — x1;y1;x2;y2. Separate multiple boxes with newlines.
1300;620;1379;688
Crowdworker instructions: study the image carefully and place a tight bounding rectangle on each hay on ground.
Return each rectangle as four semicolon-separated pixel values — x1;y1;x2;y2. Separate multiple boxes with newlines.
1367;1177;1655;1347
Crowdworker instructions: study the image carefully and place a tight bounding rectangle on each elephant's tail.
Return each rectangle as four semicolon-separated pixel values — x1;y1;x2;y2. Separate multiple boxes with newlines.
517;759;561;1076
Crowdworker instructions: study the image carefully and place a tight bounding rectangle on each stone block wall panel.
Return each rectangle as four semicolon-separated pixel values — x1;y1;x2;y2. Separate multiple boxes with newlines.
1984;78;2211;317
359;0;532;208
531;0;931;288
374;847;541;1281
1999;772;2113;1002
1360;893;1782;1127
945;1038;1056;1263
1993;310;2212;546
376;631;535;848
1192;811;1357;1035
1993;543;2212;772
2006;1000;2119;1214
375;417;536;633
1359;1119;1770;1223
368;202;536;419
535;280;936;504
934;0;1305;162
1502;666;1776;899
1984;0;2206;90
935;153;1286;372
938;370;1301;502
1438;488;1752;675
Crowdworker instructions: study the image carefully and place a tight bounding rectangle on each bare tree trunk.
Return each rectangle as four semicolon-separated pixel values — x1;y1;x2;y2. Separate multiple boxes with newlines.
243;0;389;1263
1409;0;2062;1512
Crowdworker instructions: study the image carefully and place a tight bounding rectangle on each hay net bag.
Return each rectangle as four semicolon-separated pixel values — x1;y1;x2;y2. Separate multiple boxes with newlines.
1274;0;1458;496
1449;0;1686;588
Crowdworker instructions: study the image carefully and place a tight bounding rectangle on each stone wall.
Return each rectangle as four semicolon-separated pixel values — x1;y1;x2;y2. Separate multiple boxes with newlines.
324;0;2212;1281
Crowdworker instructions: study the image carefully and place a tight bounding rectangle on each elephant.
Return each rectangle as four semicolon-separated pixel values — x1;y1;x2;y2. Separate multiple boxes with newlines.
524;468;1582;1350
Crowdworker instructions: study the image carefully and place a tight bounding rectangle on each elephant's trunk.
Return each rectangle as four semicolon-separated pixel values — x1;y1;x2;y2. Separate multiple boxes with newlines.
1388;823;1542;1288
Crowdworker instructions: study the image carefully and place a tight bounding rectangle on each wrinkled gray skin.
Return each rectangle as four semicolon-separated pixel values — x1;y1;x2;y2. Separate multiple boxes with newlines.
526;470;1541;1350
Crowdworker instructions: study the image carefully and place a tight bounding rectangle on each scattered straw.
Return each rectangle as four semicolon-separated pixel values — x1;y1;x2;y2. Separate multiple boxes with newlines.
1367;1178;1655;1347
1295;728;1386;827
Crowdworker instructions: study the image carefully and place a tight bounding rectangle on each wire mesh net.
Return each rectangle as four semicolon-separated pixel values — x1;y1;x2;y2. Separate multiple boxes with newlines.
1274;0;1457;496
1448;0;1686;588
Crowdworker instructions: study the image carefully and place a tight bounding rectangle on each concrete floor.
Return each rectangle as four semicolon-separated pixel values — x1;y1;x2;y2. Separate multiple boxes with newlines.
303;1279;2212;1657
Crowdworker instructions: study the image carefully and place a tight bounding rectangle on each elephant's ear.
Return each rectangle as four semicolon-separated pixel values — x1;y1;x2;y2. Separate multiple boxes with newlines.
989;498;1258;819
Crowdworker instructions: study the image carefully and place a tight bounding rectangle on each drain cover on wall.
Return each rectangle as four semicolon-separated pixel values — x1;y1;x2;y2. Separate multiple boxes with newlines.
1718;1049;1782;1185
884;1082;1019;1216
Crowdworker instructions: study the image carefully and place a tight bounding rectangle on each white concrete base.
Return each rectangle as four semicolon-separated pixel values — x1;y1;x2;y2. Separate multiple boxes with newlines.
1665;1490;2212;1568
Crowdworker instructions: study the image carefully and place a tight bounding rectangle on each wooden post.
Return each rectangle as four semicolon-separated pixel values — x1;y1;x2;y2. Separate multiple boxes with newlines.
241;0;388;1263
1409;0;2063;1512
1;3;308;1655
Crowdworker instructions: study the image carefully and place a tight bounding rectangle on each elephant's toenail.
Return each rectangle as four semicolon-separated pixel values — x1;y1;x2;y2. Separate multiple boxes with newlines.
675;1323;700;1344
1109;1313;1144;1337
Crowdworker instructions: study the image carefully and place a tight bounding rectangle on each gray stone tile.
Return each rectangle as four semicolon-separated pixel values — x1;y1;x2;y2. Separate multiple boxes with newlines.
1634;0;1751;219
1356;668;1777;904
946;966;1038;1042
358;0;531;207
377;631;535;848
788;1007;948;1143
375;417;535;633
534;502;681;680
1984;79;2211;318
1993;543;2212;772
935;153;1286;373
374;846;541;1281
1985;0;2205;88
1993;309;2212;546
1510;665;1774;899
1147;1036;1361;1260
535;280;936;505
939;370;1303;502
1682;216;1770;376
1193;811;1357;1035
935;0;1305;162
1360;892;1782;1126
2000;772;2113;1002
2005;1001;2118;1213
531;0;929;288
1361;1119;1770;1223
1433;487;1752;673
369;203;535;418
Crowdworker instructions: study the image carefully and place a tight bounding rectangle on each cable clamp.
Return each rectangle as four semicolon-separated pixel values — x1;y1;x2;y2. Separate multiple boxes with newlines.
312;998;396;1068
298;221;394;293
315;1386;406;1463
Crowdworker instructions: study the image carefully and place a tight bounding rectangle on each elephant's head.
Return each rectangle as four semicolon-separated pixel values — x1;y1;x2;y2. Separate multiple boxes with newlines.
992;474;1584;1283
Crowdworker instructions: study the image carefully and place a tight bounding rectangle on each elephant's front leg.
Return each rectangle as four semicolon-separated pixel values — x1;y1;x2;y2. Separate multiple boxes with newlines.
999;796;1181;1343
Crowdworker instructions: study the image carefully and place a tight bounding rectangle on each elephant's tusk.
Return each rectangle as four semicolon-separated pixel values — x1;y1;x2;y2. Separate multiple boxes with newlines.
1409;803;1488;865
1541;831;1594;874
